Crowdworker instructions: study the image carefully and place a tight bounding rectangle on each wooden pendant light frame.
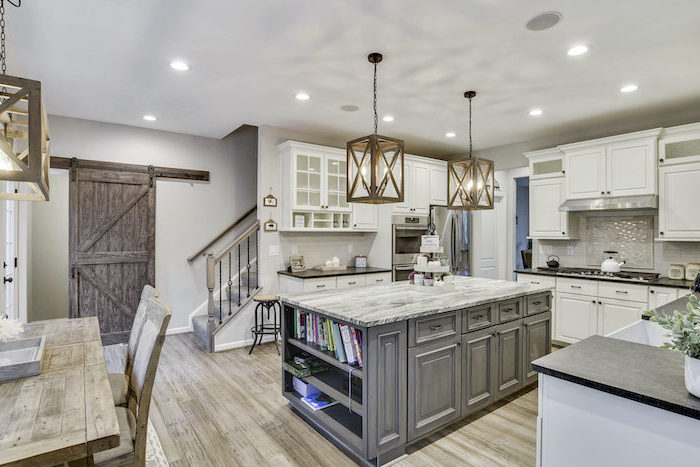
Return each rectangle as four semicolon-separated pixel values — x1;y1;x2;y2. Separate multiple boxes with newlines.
0;74;50;201
447;156;495;210
346;133;404;204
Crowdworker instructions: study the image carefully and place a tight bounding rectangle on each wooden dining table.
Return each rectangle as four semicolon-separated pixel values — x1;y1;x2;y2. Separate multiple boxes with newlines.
0;317;120;466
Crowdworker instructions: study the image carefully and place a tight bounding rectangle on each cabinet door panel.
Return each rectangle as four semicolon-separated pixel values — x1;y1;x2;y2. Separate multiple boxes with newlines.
523;312;552;385
412;162;431;215
325;155;351;211
495;321;523;399
555;293;598;344
607;140;655;196
392;161;412;213
659;162;700;240
352;202;378;230
600;299;645;336
529;178;566;237
648;287;678;309
565;148;605;199
294;152;324;210
429;164;447;205
462;328;496;416
408;339;461;441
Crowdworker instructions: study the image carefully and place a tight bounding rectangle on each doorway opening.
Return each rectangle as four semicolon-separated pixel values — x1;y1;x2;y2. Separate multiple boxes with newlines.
515;176;531;271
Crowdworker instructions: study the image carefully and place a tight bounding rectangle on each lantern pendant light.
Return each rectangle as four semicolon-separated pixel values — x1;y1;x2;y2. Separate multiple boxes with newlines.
447;91;495;210
0;0;50;201
346;52;404;204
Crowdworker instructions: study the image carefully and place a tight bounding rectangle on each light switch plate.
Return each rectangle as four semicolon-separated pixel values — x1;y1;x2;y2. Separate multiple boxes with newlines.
567;246;575;256
348;243;354;254
542;245;553;255
268;244;279;256
291;245;298;255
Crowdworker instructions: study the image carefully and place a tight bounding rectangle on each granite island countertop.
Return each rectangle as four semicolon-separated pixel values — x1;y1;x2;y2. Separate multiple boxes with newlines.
278;276;552;327
532;335;700;421
642;292;699;320
278;266;391;279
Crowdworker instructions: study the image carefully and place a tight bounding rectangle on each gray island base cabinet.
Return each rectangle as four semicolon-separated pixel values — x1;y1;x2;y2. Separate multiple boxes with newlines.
279;279;552;466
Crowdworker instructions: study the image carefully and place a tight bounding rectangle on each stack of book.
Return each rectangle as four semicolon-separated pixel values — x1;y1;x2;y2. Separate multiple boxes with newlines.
293;310;363;367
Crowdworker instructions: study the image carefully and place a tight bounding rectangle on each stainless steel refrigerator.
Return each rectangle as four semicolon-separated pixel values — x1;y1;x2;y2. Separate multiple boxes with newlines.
429;205;471;276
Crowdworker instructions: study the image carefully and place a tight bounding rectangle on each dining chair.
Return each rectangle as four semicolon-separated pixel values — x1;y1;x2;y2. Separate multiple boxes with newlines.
94;296;172;467
108;285;158;406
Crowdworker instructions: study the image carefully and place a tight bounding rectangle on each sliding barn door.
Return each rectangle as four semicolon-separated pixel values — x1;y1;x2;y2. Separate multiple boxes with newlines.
69;166;155;344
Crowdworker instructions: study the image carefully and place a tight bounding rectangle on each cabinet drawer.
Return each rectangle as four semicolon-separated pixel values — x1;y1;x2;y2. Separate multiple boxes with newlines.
302;277;337;292
367;272;391;285
462;304;496;333
598;282;647;303
516;274;556;288
498;299;523;323
409;311;461;347
336;274;367;289
556;277;597;296
526;293;551;316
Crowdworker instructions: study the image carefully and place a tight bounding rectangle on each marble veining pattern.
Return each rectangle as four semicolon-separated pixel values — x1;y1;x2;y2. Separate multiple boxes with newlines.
278;276;552;327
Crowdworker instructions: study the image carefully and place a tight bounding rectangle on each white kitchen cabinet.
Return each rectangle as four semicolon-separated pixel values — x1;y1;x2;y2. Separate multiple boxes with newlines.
392;160;413;214
324;153;350;211
658;160;700;240
556;292;599;344
599;298;646;336
648;286;679;309
659;122;700;166
351;202;378;230
392;157;435;215
279;272;392;293
561;129;661;200
336;274;367;289
429;164;448;205
529;178;575;239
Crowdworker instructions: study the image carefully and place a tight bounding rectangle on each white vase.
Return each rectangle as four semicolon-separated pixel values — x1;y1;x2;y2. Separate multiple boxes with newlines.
684;354;700;398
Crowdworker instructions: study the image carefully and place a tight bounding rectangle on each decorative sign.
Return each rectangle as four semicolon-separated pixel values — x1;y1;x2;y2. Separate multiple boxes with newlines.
290;256;306;272
263;218;278;232
263;193;277;207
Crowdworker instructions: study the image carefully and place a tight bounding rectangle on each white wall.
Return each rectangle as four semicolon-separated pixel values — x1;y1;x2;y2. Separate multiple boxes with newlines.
26;116;256;334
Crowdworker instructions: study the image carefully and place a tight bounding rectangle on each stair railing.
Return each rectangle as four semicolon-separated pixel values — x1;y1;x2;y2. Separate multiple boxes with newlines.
205;220;260;351
188;205;256;262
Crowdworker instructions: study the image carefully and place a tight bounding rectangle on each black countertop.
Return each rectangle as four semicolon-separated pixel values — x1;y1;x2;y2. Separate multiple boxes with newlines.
515;267;694;289
278;266;391;279
532;335;700;421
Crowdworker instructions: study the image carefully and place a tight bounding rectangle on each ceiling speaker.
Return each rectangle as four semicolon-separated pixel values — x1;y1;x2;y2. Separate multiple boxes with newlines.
526;12;563;31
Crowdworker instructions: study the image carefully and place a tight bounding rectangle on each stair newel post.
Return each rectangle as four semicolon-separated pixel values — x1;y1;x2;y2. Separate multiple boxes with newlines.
206;254;216;353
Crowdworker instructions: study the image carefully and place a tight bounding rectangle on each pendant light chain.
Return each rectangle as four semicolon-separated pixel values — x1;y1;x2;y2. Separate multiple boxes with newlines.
468;94;472;158
373;61;378;134
0;0;7;76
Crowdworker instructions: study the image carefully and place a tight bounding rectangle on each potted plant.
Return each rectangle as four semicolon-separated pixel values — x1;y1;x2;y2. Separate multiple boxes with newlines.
650;294;700;398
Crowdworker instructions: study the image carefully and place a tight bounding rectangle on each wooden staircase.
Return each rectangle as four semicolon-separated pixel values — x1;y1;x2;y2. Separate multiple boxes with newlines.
188;208;261;352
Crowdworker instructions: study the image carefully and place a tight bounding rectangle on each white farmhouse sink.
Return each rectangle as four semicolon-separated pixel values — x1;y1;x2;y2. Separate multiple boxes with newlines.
606;319;669;347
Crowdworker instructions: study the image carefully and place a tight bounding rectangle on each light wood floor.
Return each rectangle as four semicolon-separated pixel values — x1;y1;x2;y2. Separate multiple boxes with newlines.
107;334;538;466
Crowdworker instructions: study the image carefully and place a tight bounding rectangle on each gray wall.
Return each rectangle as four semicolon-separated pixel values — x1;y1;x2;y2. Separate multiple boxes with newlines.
27;116;257;331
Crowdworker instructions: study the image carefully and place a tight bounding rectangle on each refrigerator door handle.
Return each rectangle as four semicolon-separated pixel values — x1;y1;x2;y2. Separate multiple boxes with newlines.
451;215;458;271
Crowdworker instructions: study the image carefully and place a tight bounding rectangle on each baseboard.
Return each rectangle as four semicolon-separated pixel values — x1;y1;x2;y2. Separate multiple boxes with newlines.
166;326;192;336
214;335;277;352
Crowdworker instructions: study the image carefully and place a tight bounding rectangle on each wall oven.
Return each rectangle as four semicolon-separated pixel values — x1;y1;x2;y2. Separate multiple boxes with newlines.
392;215;428;281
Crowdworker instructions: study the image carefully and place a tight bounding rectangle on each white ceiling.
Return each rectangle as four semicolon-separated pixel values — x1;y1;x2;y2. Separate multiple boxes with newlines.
8;0;700;157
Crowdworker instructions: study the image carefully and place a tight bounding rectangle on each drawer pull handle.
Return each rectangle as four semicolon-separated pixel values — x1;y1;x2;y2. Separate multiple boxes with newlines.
532;301;542;305
531;281;540;284
473;314;484;320
429;324;443;331
570;285;582;289
376;279;384;282
615;290;628;294
316;284;326;288
348;281;357;285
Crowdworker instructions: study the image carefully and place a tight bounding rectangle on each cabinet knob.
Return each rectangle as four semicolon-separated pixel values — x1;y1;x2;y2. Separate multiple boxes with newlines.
607;191;611;195
562;231;565;235
660;231;664;235
659;158;664;163
598;301;602;305
650;290;655;294
592;300;596;304
601;191;605;195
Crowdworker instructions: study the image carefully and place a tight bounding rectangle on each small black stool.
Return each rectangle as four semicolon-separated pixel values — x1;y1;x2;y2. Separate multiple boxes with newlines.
249;294;281;355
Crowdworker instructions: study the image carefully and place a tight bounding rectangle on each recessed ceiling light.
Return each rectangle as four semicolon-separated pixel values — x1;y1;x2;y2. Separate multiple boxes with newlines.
295;92;310;101
526;11;563;31
620;84;639;93
143;114;157;121
445;132;456;138
529;108;543;116
382;115;394;122
567;45;588;56
170;61;189;71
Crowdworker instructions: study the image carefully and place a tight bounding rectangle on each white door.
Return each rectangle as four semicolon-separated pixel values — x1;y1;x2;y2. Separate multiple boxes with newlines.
352;202;378;230
471;197;504;279
565;148;606;199
393;160;412;214
648;287;678;310
606;139;656;197
429;164;447;205
600;298;646;335
658;161;700;240
555;293;598;343
411;162;430;215
1;182;16;319
529;178;566;238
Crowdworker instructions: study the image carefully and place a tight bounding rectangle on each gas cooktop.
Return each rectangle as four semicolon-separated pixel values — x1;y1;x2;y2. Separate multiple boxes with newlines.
552;267;660;283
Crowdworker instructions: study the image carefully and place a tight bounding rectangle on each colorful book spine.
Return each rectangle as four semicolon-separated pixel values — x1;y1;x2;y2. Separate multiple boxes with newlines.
339;324;357;365
332;323;347;363
350;327;363;367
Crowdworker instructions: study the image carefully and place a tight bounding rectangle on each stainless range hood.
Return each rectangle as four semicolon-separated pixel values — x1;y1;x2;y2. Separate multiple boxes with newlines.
558;194;657;212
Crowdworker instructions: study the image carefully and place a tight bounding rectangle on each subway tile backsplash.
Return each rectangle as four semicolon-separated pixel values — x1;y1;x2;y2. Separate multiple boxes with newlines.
535;211;700;275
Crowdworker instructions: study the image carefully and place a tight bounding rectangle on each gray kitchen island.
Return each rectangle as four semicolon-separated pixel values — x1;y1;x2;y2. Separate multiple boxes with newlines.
279;276;553;466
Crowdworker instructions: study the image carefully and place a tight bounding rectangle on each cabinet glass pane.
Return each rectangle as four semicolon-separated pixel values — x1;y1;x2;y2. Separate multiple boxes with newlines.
328;193;338;207
665;139;700;160
296;191;308;206
297;172;308;189
309;191;321;206
340;193;348;208
297;154;309;171
532;159;563;176
328;175;338;191
309;173;321;190
309;156;321;172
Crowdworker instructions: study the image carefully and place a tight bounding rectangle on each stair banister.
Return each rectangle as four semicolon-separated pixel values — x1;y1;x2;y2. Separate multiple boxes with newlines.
206;254;216;352
187;205;256;261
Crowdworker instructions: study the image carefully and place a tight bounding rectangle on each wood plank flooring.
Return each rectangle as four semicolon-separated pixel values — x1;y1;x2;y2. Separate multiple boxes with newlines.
105;334;538;466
